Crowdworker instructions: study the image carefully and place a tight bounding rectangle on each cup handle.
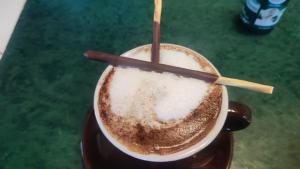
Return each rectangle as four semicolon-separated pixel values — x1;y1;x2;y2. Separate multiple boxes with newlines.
223;101;252;131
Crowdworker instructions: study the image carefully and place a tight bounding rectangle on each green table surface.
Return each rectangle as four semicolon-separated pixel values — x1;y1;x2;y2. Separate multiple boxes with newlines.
0;0;299;168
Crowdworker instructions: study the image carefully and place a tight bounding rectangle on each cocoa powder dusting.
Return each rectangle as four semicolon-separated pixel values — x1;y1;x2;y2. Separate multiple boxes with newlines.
98;70;222;155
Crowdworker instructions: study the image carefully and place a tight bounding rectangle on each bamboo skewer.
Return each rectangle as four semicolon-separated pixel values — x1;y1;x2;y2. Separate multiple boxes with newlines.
151;0;162;63
84;51;274;94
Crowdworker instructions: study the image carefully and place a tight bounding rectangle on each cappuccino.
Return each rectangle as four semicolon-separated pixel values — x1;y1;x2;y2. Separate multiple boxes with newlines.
97;44;222;155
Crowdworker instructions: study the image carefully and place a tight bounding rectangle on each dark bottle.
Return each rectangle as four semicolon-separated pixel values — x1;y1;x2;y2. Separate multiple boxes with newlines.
240;0;289;34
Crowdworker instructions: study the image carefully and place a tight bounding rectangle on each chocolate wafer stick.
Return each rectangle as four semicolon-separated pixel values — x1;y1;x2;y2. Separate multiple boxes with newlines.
151;0;162;63
84;50;274;94
85;50;218;82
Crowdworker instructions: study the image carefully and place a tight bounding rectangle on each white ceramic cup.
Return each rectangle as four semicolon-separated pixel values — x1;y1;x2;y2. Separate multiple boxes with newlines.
93;43;228;162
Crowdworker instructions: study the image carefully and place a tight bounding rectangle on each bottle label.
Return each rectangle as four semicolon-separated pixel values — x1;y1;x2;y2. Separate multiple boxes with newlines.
269;0;287;5
254;8;286;27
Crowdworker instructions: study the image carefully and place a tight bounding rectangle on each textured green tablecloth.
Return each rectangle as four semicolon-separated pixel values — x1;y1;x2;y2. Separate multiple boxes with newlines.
0;0;299;168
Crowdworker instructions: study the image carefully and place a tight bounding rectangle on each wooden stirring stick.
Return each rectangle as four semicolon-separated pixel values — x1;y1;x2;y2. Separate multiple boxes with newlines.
151;0;162;63
84;51;274;94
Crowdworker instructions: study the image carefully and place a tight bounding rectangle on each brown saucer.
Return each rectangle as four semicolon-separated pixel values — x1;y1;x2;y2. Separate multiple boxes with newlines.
81;108;234;169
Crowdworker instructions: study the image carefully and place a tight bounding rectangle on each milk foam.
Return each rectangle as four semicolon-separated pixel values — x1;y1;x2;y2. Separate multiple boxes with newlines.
109;47;210;126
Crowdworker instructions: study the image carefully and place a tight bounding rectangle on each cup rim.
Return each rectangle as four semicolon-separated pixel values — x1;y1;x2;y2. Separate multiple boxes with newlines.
93;43;228;162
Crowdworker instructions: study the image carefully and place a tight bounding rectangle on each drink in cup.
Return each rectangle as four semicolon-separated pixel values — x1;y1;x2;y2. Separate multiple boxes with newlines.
94;43;229;162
